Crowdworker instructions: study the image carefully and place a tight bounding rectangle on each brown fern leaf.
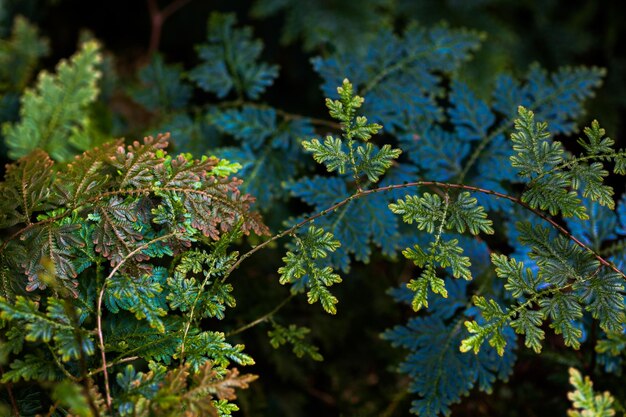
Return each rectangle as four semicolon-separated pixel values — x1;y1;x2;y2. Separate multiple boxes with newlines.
92;197;148;269
155;152;269;238
109;133;169;189
191;363;258;401
21;222;83;294
55;140;122;207
152;364;219;417
0;149;55;227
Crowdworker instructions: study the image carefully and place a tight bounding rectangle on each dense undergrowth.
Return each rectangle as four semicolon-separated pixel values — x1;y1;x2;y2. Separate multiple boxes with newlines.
1;1;626;416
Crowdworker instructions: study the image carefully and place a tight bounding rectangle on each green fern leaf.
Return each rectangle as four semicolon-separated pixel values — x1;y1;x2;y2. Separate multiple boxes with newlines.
510;308;545;353
278;226;342;314
446;192;494;235
3;40;102;161
539;292;583;349
268;322;323;361
302;136;348;174
1;353;59;383
0;16;49;92
355;143;402;183
492;253;540;298
389;193;443;234
567;368;616;417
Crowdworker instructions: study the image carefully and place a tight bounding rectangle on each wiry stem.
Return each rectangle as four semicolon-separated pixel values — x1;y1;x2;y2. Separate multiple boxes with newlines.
87;356;139;378
179;256;219;360
227;181;625;280
226;294;295;337
0;365;20;417
147;0;193;56
96;232;179;409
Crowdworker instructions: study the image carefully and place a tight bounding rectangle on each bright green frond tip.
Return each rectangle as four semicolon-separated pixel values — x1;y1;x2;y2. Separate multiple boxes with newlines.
211;157;243;177
326;78;382;140
303;79;400;186
3;40;102;162
567;368;616;417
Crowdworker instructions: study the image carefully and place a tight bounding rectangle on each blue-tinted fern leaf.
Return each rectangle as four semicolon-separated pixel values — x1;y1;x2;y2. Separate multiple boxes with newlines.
449;80;495;142
131;54;191;112
493;65;606;134
210;106;276;149
312;23;483;132
287;176;400;270
211;107;313;210
400;127;469;182
156;114;220;155
472;133;518;211
566;200;619;249
383;280;516;417
190;13;279;100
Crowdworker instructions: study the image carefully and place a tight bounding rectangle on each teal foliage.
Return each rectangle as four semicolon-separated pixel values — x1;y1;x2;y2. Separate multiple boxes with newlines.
383;280;516;417
312;24;483;132
210;105;314;208
131;54;192;112
189;13;279;100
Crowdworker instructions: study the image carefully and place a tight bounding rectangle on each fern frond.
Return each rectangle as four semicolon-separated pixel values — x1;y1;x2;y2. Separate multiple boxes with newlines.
3;40;102;161
131;54;192;112
190;13;278;100
105;268;168;333
268;322;323;361
278;226;342;314
383;280;516;417
313;24;483;131
567;368;616;417
183;331;254;372
0;16;48;92
0;149;54;227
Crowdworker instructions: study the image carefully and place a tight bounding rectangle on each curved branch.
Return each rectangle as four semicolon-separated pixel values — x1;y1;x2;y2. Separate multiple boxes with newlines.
95;232;179;409
227;181;625;280
225;294;295;337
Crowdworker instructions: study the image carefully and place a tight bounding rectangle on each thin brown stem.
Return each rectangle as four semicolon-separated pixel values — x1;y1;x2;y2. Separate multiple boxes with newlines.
218;100;342;130
96;232;179;409
0;365;19;417
87;356;139;378
226;294;295;337
275;108;342;130
227;181;625;280
147;0;193;56
45;402;60;417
